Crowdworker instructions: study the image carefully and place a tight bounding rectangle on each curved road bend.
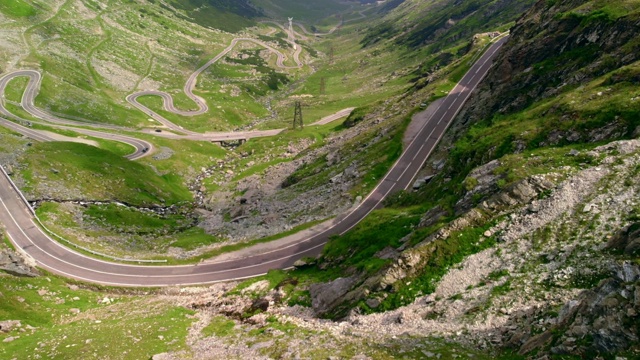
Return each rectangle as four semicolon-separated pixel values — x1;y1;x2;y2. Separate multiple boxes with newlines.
0;37;508;287
0;115;151;160
0;117;55;143
0;74;153;160
68;127;153;160
0;71;126;131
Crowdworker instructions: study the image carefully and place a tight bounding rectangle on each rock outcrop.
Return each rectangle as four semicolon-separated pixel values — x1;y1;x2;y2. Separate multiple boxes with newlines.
518;260;640;357
0;247;38;277
309;169;556;318
309;276;359;317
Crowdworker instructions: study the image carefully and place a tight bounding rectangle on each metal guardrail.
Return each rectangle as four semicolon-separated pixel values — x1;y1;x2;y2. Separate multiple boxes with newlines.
0;164;167;263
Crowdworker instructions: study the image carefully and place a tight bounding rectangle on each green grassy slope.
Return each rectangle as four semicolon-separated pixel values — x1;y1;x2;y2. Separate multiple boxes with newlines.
169;0;260;32
250;0;350;24
0;0;275;130
19;142;192;206
362;0;534;49
0;0;35;17
0;271;194;360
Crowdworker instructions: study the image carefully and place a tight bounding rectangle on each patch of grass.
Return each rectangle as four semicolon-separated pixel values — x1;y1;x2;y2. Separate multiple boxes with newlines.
0;270;195;360
168;226;224;251
323;207;422;275
36;201;227;259
202;315;236;338
250;0;350;23
490;280;512;296
487;269;509;281
83;204;192;234
168;0;258;32
3;76;29;102
0;0;36;17
0;275;98;331
19;142;192;206
342;106;368;128
569;271;610;289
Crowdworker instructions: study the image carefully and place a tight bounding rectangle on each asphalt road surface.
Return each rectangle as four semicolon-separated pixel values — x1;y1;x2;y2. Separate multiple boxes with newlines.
0;36;508;287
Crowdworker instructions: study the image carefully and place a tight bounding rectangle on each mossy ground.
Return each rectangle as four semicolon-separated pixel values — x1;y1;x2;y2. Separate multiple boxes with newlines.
0;267;194;360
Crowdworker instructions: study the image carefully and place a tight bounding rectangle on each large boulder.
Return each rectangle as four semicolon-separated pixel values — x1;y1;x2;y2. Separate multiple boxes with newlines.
606;222;640;256
0;248;39;277
0;320;21;333
309;276;358;317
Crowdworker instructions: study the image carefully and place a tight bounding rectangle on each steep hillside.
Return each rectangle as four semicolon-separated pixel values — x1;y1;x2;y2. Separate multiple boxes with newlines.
250;0;350;24
267;0;640;357
168;0;261;32
459;0;640;126
362;0;535;48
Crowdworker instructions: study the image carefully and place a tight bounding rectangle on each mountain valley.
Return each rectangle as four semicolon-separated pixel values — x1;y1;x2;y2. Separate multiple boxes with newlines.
1;0;639;359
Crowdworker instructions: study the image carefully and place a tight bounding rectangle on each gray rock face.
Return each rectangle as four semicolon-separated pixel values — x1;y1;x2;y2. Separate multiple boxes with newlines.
477;175;554;215
606;222;640;256
520;262;640;357
151;353;174;360
617;262;640;283
0;249;39;277
625;239;640;256
419;205;447;228
457;160;502;211
309;276;358;317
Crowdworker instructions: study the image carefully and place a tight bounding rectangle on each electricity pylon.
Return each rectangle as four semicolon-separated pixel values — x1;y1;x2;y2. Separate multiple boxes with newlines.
293;101;303;129
288;17;297;50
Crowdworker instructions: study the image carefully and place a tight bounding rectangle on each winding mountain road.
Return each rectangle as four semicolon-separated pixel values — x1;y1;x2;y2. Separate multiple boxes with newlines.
0;70;126;131
1;22;306;142
0;36;508;286
0;71;153;160
0;67;352;151
127;36;303;135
